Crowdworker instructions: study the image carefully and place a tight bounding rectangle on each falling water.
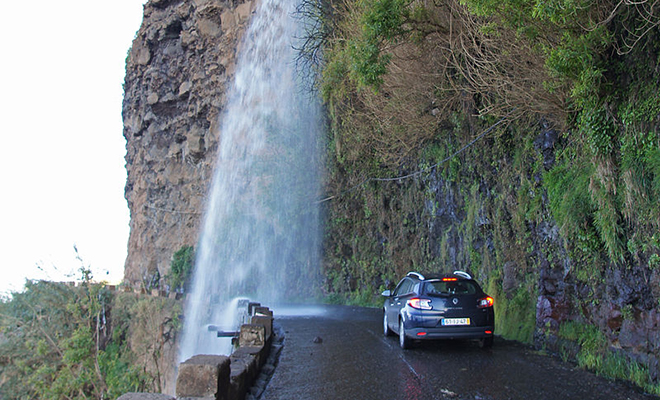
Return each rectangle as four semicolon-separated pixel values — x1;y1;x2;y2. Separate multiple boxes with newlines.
178;0;323;361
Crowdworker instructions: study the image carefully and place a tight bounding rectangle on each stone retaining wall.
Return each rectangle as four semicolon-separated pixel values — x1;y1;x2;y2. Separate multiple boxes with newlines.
118;302;276;400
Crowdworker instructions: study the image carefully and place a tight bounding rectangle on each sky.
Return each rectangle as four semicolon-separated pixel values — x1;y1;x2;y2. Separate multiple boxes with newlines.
0;0;148;297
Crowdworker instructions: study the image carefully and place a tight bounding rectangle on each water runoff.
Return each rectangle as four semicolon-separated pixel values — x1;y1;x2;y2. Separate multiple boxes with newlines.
178;0;323;360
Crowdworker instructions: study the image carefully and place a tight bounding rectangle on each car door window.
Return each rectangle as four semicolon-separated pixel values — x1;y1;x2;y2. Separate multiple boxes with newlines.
393;280;404;296
394;278;412;296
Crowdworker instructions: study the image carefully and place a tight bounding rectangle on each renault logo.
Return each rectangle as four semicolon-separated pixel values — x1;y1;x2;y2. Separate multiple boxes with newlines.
452;298;459;305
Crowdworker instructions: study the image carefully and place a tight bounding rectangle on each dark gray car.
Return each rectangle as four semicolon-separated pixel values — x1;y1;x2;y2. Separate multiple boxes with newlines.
382;271;495;349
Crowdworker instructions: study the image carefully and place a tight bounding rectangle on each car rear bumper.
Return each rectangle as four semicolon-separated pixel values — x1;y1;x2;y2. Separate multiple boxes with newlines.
406;325;494;340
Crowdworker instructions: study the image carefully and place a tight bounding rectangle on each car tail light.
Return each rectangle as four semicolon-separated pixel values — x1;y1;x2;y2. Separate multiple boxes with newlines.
407;298;432;310
442;277;457;282
477;296;494;308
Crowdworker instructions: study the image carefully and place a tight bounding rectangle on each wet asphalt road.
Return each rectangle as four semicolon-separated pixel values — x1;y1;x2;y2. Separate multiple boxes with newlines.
261;304;658;400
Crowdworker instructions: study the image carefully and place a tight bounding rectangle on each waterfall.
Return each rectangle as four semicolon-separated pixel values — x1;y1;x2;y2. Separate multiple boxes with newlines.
178;0;323;361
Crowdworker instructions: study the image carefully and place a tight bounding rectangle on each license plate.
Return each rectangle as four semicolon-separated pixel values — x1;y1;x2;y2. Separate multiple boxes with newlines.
442;318;470;326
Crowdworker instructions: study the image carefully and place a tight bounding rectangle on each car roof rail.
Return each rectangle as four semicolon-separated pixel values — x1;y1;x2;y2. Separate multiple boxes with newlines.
407;271;425;280
453;270;472;280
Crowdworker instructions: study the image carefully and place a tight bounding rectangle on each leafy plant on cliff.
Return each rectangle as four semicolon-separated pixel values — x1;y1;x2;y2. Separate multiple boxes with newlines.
461;0;660;267
167;245;195;293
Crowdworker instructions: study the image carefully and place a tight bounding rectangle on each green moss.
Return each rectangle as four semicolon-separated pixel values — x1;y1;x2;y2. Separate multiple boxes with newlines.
558;321;660;394
167;245;195;293
487;274;536;343
347;287;383;307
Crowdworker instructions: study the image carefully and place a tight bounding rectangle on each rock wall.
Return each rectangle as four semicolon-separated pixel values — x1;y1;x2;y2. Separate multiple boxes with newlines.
323;115;660;382
123;0;254;284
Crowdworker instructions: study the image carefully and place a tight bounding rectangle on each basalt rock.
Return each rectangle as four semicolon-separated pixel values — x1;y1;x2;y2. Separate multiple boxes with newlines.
122;0;254;285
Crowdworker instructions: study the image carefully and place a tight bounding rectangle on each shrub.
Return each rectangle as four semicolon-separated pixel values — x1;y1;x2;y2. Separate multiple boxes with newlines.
0;279;153;399
168;245;195;293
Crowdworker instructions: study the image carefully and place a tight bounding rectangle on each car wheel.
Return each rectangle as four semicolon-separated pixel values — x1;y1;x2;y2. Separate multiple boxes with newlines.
480;336;494;348
383;312;393;337
399;318;411;349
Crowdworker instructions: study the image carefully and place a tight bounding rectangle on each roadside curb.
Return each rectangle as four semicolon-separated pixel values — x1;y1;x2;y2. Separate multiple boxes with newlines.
245;322;284;399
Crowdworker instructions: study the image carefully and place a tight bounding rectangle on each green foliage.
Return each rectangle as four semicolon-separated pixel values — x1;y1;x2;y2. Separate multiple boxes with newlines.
321;47;351;104
459;0;533;33
1;281;71;399
98;341;149;398
348;37;392;89
322;0;412;95
650;254;660;271
580;102;618;156
544;28;611;105
321;284;385;307
461;0;613;107
112;294;181;392
530;0;589;25
487;275;536;343
545;160;598;250
362;0;408;40
461;0;659;273
545;154;626;266
619;87;660;222
1;280;110;399
168;245;195;293
0;276;179;399
349;0;409;90
559;321;608;369
543;36;660;266
558;321;660;394
348;287;383;307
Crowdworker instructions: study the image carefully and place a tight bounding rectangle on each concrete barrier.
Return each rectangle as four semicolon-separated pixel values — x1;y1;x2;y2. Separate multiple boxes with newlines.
239;324;266;347
247;302;261;315
253;306;272;317
165;304;275;400
228;345;270;399
175;354;231;400
249;316;272;339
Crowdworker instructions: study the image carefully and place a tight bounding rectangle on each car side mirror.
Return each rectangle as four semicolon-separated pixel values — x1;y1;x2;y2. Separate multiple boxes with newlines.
381;290;391;297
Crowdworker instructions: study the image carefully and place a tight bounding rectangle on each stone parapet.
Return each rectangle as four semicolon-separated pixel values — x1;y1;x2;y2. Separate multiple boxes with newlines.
239;324;266;347
126;304;276;400
249;316;272;339
228;344;271;400
175;355;231;400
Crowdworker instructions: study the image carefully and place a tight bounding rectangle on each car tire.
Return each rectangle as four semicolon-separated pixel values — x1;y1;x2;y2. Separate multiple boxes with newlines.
480;336;494;348
399;318;411;349
383;312;393;337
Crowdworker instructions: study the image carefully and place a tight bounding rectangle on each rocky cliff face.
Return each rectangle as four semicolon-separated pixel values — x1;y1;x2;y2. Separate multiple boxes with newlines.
324;118;660;382
122;0;254;285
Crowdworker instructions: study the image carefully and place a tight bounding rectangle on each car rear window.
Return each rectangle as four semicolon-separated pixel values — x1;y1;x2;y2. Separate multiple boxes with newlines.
424;280;479;295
